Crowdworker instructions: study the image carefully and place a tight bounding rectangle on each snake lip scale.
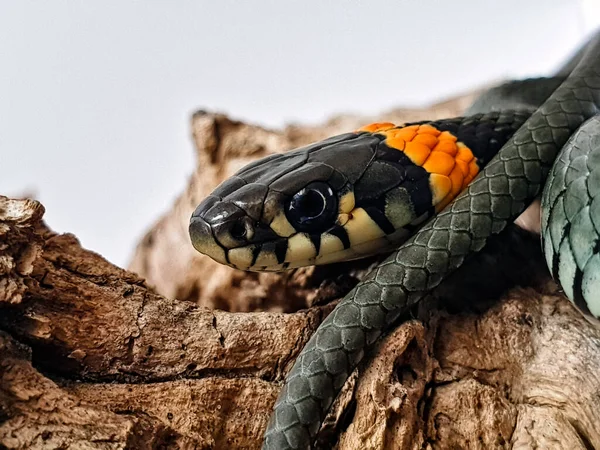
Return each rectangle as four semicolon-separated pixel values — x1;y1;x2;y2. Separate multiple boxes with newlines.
189;31;600;449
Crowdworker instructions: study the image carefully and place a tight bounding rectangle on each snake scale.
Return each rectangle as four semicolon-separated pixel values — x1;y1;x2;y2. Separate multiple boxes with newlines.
189;31;600;449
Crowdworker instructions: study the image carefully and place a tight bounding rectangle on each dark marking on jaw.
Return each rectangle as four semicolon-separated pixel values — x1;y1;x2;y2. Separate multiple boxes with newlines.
358;195;395;235
259;239;288;265
329;226;351;249
309;234;321;255
250;222;281;244
250;244;262;267
363;205;395;234
207;223;231;264
275;240;288;264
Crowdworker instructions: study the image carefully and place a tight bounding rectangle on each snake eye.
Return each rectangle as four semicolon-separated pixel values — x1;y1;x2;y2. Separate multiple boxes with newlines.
286;182;338;232
230;219;248;240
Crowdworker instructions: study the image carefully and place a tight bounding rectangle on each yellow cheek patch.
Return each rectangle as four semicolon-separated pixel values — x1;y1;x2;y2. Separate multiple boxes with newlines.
337;213;351;227
228;246;255;270
344;208;386;246
317;233;346;261
192;237;228;266
270;211;296;237
285;233;317;263
339;190;355;214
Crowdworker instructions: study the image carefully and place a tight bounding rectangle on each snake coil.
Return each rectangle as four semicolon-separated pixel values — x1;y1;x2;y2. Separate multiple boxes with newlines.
261;33;600;449
187;31;600;449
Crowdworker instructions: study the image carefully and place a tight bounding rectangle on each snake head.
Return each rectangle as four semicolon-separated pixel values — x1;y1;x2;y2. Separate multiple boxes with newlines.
190;127;447;271
189;133;359;271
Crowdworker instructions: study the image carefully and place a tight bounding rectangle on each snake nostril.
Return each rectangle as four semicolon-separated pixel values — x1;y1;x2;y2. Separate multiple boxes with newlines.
230;218;248;240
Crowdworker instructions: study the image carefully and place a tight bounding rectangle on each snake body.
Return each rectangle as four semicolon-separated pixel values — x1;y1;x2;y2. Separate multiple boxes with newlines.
542;115;600;316
190;111;531;271
189;33;600;449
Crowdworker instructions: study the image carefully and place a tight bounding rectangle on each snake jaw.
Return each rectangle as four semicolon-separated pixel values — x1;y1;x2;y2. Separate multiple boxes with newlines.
188;214;229;266
191;188;303;270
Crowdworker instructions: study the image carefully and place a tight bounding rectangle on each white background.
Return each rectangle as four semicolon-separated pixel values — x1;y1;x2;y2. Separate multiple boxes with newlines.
1;1;599;266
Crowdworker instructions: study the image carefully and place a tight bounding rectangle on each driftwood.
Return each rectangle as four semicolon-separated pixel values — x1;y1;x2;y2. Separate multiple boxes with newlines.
1;93;600;450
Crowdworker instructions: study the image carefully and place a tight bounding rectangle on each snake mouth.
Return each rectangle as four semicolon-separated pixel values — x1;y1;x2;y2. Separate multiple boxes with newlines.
189;182;428;271
190;205;416;271
189;198;290;270
189;214;229;265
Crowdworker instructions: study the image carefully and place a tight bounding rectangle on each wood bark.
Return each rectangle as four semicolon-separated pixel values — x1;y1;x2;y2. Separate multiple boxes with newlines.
1;92;600;449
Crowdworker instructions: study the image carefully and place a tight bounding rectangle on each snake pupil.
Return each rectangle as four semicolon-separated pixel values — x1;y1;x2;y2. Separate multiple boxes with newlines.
230;219;247;240
286;182;337;232
294;189;325;219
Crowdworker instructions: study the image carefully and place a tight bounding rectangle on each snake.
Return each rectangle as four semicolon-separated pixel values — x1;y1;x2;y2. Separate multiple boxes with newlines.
188;31;600;449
